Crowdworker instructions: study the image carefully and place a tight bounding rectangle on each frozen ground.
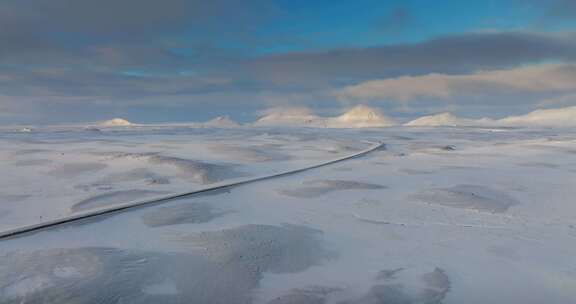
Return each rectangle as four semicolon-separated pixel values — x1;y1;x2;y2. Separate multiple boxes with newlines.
1;125;576;303
0;126;371;230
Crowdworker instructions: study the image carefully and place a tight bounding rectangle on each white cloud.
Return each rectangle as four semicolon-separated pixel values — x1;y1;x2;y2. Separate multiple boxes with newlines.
337;64;576;101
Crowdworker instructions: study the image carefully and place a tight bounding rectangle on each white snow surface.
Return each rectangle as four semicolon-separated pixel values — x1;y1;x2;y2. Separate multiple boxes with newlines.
0;126;369;229
1;125;576;303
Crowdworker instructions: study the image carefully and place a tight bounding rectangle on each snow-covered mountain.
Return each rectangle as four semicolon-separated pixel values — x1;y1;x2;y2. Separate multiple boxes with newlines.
499;106;576;127
405;106;576;127
328;105;396;128
253;107;323;127
100;118;134;126
405;112;493;127
254;105;395;128
96;106;576;129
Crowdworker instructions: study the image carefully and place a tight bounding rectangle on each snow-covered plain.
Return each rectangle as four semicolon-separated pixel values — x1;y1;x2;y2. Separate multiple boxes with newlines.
0;125;370;230
1;124;576;303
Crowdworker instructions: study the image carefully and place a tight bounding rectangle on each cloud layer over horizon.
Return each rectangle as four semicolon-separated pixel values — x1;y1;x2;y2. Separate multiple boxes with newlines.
0;0;575;124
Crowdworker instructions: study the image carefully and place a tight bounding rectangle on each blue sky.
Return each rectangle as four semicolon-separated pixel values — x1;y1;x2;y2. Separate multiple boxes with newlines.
0;0;575;124
258;0;523;51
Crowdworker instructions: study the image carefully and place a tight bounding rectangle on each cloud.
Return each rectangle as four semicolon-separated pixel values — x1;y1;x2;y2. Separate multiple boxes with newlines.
548;0;576;19
0;0;275;68
249;31;576;85
0;0;189;36
0;0;188;64
528;0;576;20
1;27;576;123
337;64;576;101
538;93;576;107
0;0;273;37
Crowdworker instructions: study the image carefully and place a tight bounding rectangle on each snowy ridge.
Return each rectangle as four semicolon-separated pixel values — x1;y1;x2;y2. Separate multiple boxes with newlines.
405;112;494;127
499;106;576;127
255;105;576;128
328;105;395;128
254;107;321;126
254;105;396;128
75;106;576;129
405;106;576;127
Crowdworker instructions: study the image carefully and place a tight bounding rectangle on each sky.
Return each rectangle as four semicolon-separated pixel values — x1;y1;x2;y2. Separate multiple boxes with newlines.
1;0;576;124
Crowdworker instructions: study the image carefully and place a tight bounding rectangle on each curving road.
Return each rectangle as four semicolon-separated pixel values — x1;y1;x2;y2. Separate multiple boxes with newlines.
0;141;385;240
